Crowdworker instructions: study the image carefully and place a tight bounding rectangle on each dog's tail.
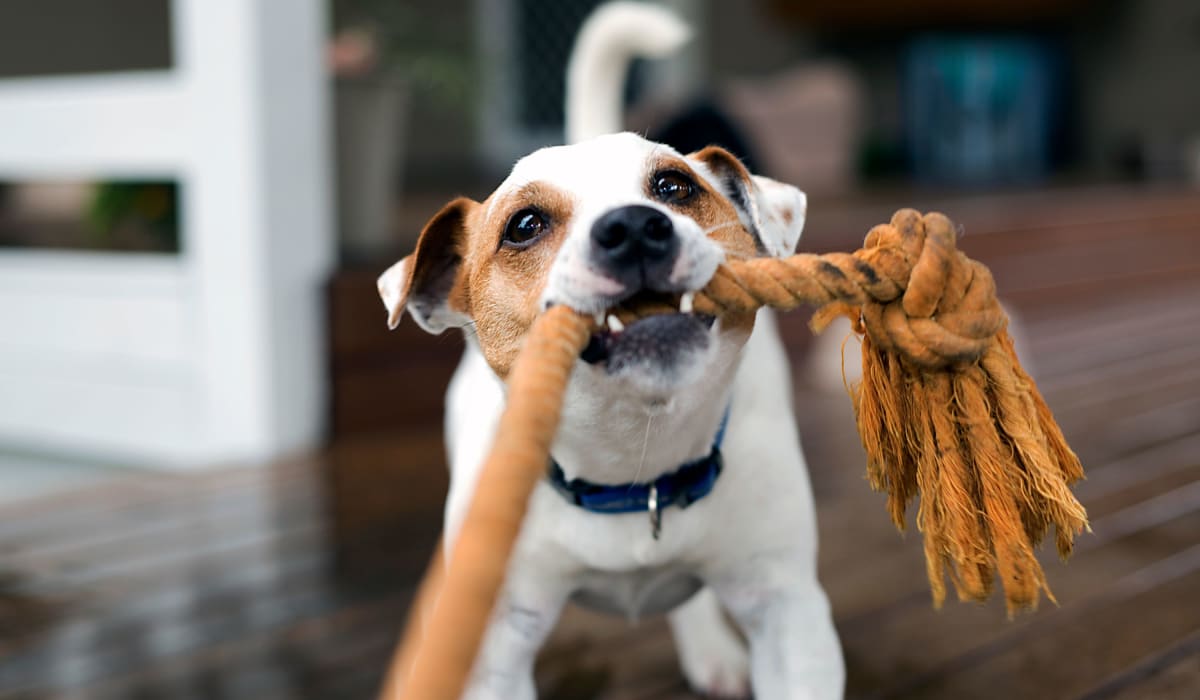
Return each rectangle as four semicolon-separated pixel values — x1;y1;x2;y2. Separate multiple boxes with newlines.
565;2;691;144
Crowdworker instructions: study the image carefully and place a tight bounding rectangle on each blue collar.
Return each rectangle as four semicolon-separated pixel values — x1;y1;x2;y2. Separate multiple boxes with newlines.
547;406;730;538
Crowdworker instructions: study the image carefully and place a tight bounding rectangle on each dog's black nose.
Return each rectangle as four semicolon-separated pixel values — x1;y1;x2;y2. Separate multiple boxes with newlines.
591;205;677;269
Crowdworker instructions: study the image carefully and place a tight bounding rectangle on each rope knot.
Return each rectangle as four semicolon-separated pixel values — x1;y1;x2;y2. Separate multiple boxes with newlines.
856;209;1006;369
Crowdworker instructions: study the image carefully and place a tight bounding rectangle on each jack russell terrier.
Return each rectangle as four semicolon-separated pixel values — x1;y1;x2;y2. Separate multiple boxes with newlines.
378;4;844;698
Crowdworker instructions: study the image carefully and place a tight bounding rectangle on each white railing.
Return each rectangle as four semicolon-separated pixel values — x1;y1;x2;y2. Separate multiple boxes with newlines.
0;0;333;469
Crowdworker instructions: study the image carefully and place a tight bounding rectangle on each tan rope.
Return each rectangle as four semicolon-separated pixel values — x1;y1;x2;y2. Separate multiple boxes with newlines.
383;209;1087;699
393;305;590;700
379;539;444;699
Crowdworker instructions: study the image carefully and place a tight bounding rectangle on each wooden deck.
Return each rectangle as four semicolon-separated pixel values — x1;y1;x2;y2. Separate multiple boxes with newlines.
2;186;1199;699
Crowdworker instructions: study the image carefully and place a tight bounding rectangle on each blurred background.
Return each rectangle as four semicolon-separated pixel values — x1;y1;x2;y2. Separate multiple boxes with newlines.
1;0;1198;698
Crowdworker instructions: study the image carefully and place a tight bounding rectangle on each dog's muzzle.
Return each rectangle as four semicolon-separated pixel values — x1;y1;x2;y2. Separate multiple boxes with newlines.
577;205;715;371
590;205;679;293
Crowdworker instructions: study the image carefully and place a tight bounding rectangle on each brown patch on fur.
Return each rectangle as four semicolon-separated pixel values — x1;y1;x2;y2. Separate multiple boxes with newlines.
387;197;474;327
781;208;794;225
649;152;759;260
459;181;578;377
649;149;762;336
678;147;771;336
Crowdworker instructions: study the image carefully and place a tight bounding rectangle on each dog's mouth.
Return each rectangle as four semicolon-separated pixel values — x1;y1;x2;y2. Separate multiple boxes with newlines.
580;291;716;369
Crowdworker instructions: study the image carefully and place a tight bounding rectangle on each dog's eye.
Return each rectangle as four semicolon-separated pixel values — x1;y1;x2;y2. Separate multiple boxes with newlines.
502;208;549;248
652;171;696;204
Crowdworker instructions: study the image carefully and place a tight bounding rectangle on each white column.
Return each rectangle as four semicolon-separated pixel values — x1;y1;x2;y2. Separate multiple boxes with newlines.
176;0;333;464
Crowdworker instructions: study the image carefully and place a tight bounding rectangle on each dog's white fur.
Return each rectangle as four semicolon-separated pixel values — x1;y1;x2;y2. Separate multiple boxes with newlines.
380;4;843;698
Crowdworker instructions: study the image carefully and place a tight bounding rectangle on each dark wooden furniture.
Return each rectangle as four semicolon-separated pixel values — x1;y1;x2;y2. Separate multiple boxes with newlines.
766;0;1092;28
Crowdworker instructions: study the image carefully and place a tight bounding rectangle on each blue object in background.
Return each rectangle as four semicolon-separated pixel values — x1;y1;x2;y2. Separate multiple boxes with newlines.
905;36;1063;185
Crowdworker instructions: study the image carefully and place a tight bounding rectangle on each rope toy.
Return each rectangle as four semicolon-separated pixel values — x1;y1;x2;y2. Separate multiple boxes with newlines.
384;209;1087;699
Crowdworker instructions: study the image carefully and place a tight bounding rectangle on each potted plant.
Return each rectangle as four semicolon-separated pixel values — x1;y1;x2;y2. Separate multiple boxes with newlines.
330;1;471;260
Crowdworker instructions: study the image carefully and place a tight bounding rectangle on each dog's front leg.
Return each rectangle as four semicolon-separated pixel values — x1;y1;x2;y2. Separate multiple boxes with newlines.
462;582;566;700
463;591;563;700
460;528;575;700
714;570;844;700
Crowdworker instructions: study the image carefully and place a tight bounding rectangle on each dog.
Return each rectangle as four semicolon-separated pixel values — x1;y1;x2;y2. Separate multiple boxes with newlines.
379;4;844;698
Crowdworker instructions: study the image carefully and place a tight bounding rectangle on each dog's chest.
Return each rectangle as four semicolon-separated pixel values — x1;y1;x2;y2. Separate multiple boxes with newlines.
571;565;703;619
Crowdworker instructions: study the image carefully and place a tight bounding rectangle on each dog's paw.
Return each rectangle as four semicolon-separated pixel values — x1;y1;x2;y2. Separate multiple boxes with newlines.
676;626;751;699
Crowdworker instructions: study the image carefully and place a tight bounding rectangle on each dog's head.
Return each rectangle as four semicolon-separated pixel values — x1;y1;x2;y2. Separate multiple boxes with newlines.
379;132;805;400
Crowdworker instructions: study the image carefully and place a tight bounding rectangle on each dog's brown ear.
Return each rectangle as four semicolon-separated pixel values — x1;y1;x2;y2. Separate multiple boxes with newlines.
377;197;475;333
689;146;806;258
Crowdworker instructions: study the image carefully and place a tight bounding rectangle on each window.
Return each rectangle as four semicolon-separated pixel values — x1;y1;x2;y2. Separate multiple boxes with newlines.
0;180;180;254
0;0;172;79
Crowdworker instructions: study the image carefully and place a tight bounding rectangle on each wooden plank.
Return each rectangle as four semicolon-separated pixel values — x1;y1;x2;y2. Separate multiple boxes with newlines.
813;418;1200;588
1053;365;1200;424
0;451;443;696
1072;429;1200;502
1019;278;1200;344
960;213;1200;267
0;431;444;557
80;590;412;700
1;519;429;695
893;545;1200;698
0;450;321;524
1001;263;1200;311
0;459;325;557
1028;310;1200;382
800;188;1200;255
829;464;1200;626
805;431;1198;622
837;535;1200;697
1011;276;1200;329
1077;630;1200;700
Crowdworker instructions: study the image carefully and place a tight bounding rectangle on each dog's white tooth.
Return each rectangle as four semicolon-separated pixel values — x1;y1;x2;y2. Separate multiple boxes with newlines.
606;314;625;333
680;292;695;314
593;311;606;326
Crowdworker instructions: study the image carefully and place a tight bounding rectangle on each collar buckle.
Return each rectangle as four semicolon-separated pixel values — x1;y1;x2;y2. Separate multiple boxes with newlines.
648;483;662;540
